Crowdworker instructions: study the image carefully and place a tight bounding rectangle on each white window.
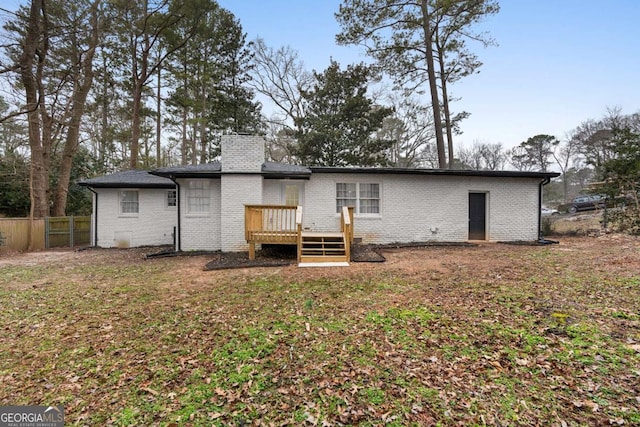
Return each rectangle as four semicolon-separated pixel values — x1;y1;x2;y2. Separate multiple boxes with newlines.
359;183;380;214
336;182;380;214
187;180;210;214
120;191;139;214
166;190;177;208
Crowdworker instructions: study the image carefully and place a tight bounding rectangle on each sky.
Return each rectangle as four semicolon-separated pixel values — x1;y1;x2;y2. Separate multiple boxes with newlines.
215;0;640;150
1;0;638;151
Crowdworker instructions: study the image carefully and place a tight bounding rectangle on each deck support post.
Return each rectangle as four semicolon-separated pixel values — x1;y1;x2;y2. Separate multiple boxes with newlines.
249;242;256;260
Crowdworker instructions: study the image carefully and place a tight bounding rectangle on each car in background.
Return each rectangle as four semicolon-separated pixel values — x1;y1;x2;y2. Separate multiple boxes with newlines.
567;194;606;213
541;206;560;216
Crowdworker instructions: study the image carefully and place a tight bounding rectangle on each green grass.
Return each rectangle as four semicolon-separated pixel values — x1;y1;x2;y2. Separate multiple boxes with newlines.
0;240;638;426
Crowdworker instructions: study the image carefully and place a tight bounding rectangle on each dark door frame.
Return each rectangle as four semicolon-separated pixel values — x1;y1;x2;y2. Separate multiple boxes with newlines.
468;192;487;240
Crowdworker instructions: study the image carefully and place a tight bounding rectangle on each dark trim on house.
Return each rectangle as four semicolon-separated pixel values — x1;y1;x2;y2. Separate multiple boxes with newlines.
174;180;181;251
262;174;311;180
151;172;310;180
78;182;175;189
78;169;176;189
150;161;312;181
538;177;551;242
87;187;98;246
151;172;222;179
310;166;560;180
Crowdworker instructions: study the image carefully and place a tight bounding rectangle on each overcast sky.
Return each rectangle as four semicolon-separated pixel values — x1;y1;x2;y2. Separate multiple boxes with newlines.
217;0;640;149
1;0;638;151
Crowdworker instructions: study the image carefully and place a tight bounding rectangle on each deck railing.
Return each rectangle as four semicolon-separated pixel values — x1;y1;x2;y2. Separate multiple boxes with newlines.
245;204;354;262
245;205;299;259
296;206;303;263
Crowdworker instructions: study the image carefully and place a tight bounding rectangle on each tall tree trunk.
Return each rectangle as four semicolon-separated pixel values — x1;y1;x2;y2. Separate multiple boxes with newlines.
180;62;188;165
191;121;197;165
99;56;108;168
438;56;455;169
199;84;207;164
20;0;49;219
181;107;187;165
129;0;150;170
52;0;100;216
130;80;144;169
420;0;446;169
156;62;162;167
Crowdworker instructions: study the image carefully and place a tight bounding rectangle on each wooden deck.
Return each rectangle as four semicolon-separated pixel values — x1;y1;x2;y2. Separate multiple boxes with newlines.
245;205;354;265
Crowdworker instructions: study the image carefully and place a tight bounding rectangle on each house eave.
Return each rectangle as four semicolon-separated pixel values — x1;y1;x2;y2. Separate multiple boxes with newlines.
77;182;175;189
309;167;561;180
150;171;222;180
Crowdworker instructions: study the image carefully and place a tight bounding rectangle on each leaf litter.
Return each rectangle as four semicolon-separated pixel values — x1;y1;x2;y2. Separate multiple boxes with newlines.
0;235;638;425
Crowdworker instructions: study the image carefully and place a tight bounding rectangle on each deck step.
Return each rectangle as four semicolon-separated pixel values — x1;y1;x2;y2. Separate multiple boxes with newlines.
298;231;348;265
299;261;349;268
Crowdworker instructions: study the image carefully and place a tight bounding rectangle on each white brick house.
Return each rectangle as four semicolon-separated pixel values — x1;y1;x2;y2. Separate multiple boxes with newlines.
79;170;177;248
80;135;559;251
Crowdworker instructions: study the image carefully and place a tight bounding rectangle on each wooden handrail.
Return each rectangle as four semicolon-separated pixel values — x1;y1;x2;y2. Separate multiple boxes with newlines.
296;206;302;263
340;206;353;261
295;205;303;227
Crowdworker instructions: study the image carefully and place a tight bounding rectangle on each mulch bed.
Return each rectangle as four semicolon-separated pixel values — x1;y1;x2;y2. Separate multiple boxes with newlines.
149;241;489;271
202;244;387;270
204;246;296;271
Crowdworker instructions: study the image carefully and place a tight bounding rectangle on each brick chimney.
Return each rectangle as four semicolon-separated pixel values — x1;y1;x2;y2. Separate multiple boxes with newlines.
221;134;265;173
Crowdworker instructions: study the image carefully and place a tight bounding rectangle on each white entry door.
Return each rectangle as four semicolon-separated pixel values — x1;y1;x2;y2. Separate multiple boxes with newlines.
282;182;304;207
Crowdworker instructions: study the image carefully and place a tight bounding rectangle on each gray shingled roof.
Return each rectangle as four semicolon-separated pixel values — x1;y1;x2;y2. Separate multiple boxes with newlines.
151;161;311;178
152;162;222;177
78;170;175;188
80;163;556;189
262;162;310;174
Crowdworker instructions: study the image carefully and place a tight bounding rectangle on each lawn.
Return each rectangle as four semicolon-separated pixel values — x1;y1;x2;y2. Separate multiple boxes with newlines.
1;236;639;426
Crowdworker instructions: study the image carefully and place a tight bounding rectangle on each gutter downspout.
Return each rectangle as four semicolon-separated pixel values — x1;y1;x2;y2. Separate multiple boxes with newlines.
88;187;98;247
538;177;558;244
170;177;181;251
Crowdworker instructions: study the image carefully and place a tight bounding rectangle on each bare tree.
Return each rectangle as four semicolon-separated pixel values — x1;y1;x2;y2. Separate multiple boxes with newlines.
264;125;298;163
553;131;581;202
337;0;499;169
249;38;312;133
432;1;499;168
18;0;49;219
51;0;101;215
508;145;536;171
110;0;202;168
379;92;436;167
457;141;505;170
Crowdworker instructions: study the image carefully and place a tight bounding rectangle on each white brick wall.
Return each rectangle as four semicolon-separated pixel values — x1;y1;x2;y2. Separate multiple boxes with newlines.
178;179;221;251
95;188;176;248
221;175;263;251
221;135;265;173
303;173;540;243
262;180;282;204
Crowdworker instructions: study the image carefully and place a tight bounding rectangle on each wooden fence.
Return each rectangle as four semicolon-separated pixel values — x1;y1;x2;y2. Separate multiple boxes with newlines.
45;216;92;248
0;218;46;251
0;216;91;252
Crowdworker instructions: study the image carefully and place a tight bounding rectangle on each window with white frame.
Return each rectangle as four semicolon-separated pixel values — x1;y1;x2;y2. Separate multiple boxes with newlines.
166;190;177;207
336;182;380;214
187;180;210;214
120;190;139;214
